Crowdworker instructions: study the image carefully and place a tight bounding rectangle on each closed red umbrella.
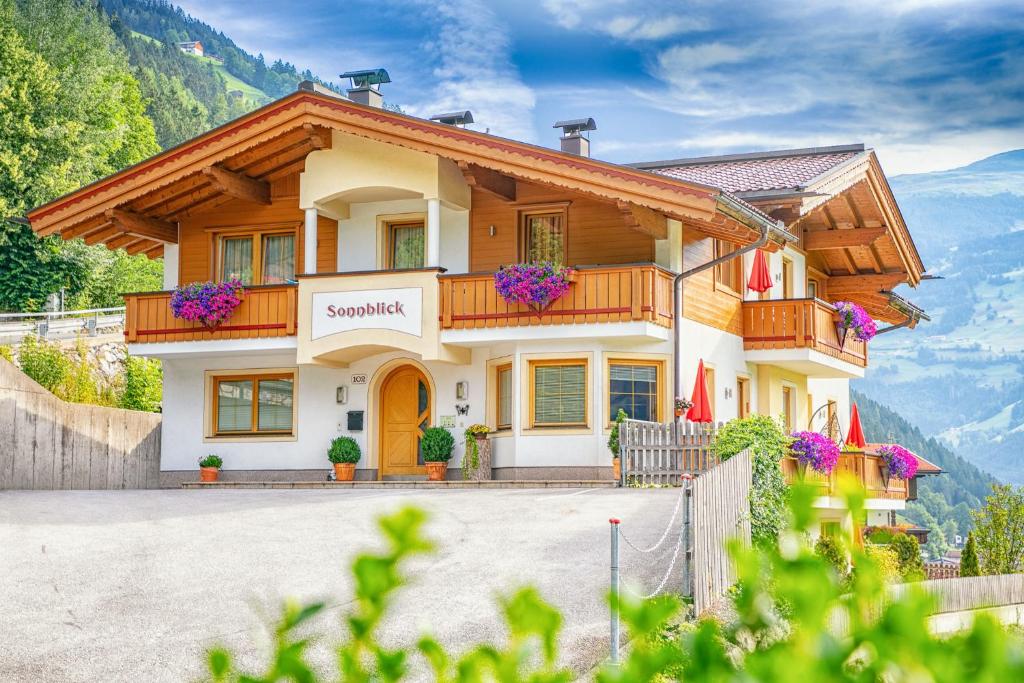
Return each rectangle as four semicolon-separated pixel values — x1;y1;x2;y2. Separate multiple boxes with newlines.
686;359;714;423
846;402;867;449
747;248;773;293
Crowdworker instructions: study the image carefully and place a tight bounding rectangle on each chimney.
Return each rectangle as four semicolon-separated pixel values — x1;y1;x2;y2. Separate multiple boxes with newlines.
554;118;596;157
429;111;474;128
340;68;391;108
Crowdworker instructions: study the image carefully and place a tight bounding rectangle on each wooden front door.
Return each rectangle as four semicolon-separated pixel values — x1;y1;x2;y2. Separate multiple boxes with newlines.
379;365;430;477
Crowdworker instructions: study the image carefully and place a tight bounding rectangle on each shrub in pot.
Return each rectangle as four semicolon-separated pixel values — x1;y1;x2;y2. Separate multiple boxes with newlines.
199;454;223;482
328;436;361;481
421;427;455;481
607;408;628;482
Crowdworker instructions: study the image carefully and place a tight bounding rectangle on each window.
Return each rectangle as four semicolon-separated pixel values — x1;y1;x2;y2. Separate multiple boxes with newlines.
781;386;794;433
736;376;750;419
704;366;716;421
807;278;819;300
530;360;587;428
782;256;794;298
521;208;567;266
217;230;296;284
713;240;742;294
212;372;294;437
386;221;425;270
608;361;660;423
496;363;513;431
821;521;840;538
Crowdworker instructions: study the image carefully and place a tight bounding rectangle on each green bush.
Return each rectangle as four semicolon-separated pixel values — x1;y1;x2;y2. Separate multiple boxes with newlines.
119;355;162;412
712;414;791;548
814;534;848;578
607;408;628;458
421;427;455;462
199;454;223;469
59;339;103;405
327;436;361;464
890;532;926;581
865;543;902;582
0;345;13;363
961;532;980;577
18;335;70;392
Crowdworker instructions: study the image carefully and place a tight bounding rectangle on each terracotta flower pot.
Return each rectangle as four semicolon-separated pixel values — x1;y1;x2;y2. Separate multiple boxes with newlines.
334;462;355;481
199;466;220;483
612;456;621;481
425;461;448;481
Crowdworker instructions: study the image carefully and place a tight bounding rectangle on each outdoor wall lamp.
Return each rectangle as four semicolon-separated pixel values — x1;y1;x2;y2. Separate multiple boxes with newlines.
336;385;348;404
456;380;469;400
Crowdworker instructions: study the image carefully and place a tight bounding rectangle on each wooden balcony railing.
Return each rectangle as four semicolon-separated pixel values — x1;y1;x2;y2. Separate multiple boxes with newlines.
438;263;675;330
124;284;297;343
742;298;868;368
781;453;909;501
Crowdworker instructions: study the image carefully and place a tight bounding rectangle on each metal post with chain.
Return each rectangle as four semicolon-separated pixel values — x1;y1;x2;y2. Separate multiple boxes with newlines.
681;474;693;598
609;518;621;665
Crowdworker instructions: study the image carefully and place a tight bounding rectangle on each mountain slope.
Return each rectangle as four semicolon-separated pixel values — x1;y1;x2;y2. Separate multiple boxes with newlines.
857;149;1024;483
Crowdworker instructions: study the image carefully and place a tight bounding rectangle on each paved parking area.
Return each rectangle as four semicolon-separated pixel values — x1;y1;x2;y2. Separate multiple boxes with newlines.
0;487;682;682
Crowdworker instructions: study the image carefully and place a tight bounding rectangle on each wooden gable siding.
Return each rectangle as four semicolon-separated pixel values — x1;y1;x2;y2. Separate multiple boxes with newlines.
177;173;334;284
468;181;655;272
682;228;743;336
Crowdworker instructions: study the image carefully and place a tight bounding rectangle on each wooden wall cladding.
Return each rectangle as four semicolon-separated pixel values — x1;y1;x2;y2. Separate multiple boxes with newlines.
681;228;743;336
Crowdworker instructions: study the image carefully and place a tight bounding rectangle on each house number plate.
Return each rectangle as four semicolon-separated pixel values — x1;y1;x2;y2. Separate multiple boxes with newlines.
439;415;456;428
351;374;367;384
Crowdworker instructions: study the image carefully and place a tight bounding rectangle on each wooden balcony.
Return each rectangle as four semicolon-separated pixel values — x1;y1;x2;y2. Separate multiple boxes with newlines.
781;453;909;501
124;284;297;343
742;298;868;369
438;263;675;331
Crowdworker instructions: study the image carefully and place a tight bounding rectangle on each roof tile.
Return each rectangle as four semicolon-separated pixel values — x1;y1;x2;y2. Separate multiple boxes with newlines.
646;151;861;194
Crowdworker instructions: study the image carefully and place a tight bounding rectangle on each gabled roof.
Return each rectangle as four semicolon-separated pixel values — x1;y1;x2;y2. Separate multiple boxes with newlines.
630;145;867;196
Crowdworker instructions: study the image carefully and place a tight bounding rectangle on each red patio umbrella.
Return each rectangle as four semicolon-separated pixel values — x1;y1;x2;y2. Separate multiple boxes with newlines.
747;248;773;293
846;402;867;449
686;359;714;423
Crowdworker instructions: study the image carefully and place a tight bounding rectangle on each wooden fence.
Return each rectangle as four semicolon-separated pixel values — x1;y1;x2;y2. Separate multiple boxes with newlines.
619;419;723;485
0;359;161;490
690;450;753;614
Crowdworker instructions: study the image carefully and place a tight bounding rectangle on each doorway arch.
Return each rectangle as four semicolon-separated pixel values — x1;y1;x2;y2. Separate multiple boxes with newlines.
377;362;432;478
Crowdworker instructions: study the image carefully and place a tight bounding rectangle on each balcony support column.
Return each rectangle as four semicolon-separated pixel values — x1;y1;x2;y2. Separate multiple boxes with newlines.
303;207;318;274
426;198;441;268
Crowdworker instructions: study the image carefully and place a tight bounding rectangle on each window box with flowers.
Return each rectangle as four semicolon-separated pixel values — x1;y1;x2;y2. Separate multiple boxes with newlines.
493;262;575;315
170;280;245;329
877;444;918;487
832;301;877;349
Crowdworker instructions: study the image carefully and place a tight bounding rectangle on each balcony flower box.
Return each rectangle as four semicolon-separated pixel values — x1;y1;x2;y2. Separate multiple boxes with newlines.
878;444;918;487
170;280;245;330
790;430;840;477
833;300;877;349
494;262;575;315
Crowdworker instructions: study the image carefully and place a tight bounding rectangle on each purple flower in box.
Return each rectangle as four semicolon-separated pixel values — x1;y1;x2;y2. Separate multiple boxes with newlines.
494;262;574;311
833;301;877;342
170;280;245;329
790;430;840;476
878;444;918;480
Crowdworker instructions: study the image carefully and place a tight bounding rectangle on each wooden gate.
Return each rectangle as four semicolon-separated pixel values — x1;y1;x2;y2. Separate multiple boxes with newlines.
619;419;723;485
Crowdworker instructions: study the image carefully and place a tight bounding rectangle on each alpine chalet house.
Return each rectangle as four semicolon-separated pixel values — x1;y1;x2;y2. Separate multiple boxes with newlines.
26;71;931;524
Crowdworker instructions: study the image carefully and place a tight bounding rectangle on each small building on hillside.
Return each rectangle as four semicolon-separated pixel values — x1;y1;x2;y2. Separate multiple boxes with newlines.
177;41;204;57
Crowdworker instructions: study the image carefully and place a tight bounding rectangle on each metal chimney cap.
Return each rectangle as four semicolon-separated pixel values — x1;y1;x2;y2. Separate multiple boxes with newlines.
429;111;474;125
553;117;597;134
340;69;391;89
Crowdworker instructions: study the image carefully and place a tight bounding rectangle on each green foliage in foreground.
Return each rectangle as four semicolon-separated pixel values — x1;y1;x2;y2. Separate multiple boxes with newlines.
712;414;790;548
203;477;1024;682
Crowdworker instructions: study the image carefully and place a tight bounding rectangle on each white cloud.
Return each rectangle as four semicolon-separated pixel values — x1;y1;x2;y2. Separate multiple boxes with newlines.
542;0;708;40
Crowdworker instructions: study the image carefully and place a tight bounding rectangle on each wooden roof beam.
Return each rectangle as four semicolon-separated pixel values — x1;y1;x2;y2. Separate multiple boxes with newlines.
202;165;271;205
804;227;887;250
618;201;668;239
105;209;178;244
827;273;907;295
458;161;516;202
126;239;159;255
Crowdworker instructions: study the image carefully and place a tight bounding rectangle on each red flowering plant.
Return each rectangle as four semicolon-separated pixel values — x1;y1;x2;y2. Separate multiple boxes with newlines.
170;280;245;329
790;430;840;476
493;262;574;313
878;444;918;480
833;300;877;342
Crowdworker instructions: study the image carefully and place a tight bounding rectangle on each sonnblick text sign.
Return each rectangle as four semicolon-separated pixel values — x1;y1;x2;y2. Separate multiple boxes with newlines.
311;288;422;339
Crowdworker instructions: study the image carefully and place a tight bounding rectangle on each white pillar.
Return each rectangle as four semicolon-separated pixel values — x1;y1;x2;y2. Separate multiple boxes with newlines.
162;243;179;289
426;198;441;268
303;207;318;274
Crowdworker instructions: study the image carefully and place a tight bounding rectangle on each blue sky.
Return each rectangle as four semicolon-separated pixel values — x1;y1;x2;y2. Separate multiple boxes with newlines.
176;0;1024;175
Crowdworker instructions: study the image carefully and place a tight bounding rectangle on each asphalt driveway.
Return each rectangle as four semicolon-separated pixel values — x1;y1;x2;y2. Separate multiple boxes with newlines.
0;487;683;682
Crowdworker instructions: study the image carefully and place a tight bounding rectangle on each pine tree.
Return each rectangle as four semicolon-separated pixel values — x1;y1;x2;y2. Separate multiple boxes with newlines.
961;532;980;577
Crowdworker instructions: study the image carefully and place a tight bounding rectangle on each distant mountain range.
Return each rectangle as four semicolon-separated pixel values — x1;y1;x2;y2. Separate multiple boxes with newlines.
856;149;1024;484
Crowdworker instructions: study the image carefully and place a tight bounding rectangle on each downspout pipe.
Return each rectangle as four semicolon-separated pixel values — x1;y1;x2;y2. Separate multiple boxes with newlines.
672;196;792;421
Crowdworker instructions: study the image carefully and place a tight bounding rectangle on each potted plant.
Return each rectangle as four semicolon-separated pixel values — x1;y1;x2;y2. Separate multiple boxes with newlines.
421;427;455;481
877;443;918;489
463;424;492;481
493;262;575;315
832;300;877;349
607;408;629;481
170;279;245;329
328;436;361;481
198;454;223;482
789;431;840;478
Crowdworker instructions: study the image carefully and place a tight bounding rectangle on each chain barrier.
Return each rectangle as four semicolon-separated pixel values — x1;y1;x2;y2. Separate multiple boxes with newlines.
617;484;684;554
612;479;691;601
623;527;686;600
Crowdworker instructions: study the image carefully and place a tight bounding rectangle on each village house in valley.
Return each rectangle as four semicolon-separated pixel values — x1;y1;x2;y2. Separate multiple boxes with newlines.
26;73;936;531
